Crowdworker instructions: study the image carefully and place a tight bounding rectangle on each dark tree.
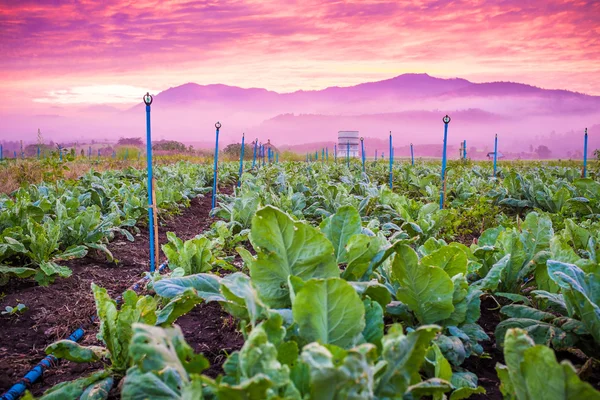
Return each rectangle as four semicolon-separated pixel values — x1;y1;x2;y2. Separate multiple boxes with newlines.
118;137;144;146
535;145;552;159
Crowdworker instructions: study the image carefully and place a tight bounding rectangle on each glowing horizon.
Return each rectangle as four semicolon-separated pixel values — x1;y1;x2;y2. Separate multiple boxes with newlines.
1;0;599;111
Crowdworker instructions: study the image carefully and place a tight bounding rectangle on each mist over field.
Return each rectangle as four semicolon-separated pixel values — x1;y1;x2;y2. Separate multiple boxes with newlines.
1;74;598;159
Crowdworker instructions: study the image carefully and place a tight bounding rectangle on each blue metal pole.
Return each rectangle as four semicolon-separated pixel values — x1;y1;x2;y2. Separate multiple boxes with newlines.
493;134;498;177
410;144;414;166
326;147;328;161
262;144;265;166
322;148;324;162
37;146;40;159
334;144;337;162
315;150;318;161
14;151;17;159
212;122;221;210
360;137;365;172
439;115;451;209
464;140;467;160
375;149;378;160
389;132;393;189
0;145;3;161
346;140;350;168
238;133;245;187
144;93;156;273
252;139;258;169
583;128;588;178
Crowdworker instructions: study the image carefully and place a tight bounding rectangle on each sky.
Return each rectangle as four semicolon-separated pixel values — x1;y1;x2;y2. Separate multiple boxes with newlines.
1;0;599;113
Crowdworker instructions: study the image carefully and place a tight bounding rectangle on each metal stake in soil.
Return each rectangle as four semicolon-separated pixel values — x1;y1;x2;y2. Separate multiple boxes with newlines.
360;137;365;172
493;134;498;177
212;121;222;210
143;92;156;272
583;128;588;178
389;132;393;189
439;115;451;209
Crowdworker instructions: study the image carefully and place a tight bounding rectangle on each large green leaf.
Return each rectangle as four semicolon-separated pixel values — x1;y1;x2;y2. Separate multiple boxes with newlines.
121;323;208;399
162;232;213;275
38;370;112;400
249;206;339;308
375;324;442;397
301;342;377;400
292;277;365;348
154;273;223;300
46;340;108;363
320;205;362;264
342;234;383;281
547;260;600;342
392;244;454;324
497;328;600;400
421;246;468;278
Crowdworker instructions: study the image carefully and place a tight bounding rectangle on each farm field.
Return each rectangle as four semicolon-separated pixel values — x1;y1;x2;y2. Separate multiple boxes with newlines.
1;157;599;400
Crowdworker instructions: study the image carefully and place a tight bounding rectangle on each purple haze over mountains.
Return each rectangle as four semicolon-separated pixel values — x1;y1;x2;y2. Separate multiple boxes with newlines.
2;73;598;157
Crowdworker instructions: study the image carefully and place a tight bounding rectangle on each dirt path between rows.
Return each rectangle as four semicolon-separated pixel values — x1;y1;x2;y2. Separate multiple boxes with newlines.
0;188;243;396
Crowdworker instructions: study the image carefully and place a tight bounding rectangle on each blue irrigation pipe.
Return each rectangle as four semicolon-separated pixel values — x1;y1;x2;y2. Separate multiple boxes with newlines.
252;139;258;169
326;147;328;161
14;151;17;159
37;146;40;159
0;262;170;400
439;115;451;209
389;133;393;189
334;144;337;162
238;133;245;187
346;141;350;168
262;144;265;167
583;128;588;178
88;146;92;159
143;93;156;273
322;148;324;163
464;140;467;160
493;134;498;177
211;121;221;210
0;145;3;161
0;328;85;400
276;152;279;163
375;149;378;160
360;137;365;172
315;150;318;161
410;143;414;166
97;149;100;159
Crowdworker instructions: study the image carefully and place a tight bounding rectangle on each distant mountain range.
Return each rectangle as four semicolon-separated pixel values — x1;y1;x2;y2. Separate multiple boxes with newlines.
3;74;599;157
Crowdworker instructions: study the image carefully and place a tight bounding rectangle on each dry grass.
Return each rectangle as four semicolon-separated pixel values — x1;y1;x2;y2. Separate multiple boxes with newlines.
0;155;210;195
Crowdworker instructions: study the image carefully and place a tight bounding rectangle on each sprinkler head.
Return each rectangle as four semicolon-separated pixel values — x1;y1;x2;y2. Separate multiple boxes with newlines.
143;92;153;105
215;121;222;129
443;115;451;124
360;137;364;141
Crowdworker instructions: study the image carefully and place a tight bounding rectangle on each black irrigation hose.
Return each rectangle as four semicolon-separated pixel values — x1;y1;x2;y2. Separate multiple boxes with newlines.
1;263;169;400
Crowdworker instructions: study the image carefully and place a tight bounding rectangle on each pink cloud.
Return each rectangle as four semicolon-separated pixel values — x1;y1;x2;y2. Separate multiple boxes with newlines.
0;0;599;113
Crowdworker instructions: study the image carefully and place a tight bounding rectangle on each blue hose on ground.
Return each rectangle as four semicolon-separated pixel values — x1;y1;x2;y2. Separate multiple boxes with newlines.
0;262;169;400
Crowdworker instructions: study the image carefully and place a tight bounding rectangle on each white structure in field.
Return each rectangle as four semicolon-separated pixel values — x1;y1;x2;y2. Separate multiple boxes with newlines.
337;131;360;158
